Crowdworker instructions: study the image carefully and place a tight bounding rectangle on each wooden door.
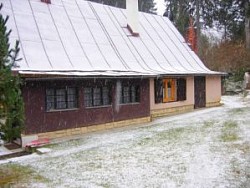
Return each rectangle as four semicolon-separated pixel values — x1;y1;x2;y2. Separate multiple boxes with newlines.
194;76;206;108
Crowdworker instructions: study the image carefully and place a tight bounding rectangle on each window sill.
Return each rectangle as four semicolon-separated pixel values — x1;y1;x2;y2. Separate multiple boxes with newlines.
85;105;112;109
161;100;186;104
46;108;79;113
120;102;140;105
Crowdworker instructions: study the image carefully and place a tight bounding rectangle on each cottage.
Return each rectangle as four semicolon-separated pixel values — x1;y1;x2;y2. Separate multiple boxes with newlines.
1;0;223;146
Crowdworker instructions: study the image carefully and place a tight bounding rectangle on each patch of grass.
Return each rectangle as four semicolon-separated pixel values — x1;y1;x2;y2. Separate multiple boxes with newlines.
229;108;247;115
157;127;186;141
223;120;238;130
203;120;216;129
220;120;239;142
229;107;250;116
136;127;189;147
0;163;49;186
98;183;111;188
137;137;152;146
46;138;85;149
232;143;250;154
221;132;239;142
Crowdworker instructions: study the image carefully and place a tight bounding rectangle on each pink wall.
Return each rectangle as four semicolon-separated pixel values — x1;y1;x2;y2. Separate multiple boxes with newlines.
206;76;221;103
150;77;194;110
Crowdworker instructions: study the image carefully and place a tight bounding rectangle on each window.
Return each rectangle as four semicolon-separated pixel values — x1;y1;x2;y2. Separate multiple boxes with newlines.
155;78;186;103
121;84;140;104
84;86;111;107
46;87;78;111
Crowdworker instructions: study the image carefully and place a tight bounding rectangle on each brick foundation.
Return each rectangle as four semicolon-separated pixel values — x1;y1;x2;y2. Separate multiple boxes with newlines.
206;101;222;108
24;117;151;140
150;105;194;119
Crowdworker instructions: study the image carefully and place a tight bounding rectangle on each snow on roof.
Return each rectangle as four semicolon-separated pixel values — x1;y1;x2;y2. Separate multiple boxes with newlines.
1;0;221;77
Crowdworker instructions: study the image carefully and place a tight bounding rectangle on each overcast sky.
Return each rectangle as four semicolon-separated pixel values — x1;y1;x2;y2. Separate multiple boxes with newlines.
154;0;165;15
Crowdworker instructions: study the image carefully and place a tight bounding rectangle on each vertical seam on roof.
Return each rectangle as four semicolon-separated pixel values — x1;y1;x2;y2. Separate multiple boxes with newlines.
130;15;175;73
47;2;74;68
153;15;203;73
89;3;129;70
144;13;194;73
107;7;155;74
161;18;211;72
27;0;54;69
9;0;30;68
155;15;199;72
86;2;112;69
61;0;94;69
118;9;164;74
138;14;178;73
160;17;210;72
91;4;130;70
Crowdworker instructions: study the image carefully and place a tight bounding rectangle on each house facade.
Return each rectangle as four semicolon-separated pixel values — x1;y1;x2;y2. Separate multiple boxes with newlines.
1;0;223;145
22;78;150;137
150;76;221;118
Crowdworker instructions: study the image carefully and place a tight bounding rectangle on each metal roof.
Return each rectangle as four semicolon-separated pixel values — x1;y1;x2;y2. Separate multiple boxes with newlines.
1;0;221;77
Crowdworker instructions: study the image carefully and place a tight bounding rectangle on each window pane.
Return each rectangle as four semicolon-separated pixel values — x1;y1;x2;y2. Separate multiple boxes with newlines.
46;89;54;111
67;88;77;108
84;88;93;107
68;101;76;109
93;87;101;106
135;86;140;102
102;87;110;105
163;79;177;102
131;86;136;103
56;89;66;109
122;86;130;103
46;89;54;96
68;88;76;95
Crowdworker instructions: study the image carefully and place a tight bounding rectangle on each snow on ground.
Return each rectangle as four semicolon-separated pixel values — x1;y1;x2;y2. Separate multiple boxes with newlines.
0;95;250;187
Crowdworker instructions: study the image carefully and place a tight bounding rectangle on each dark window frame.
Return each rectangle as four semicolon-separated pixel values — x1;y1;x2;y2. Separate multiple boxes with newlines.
155;78;186;104
121;83;140;104
84;86;112;108
46;87;78;111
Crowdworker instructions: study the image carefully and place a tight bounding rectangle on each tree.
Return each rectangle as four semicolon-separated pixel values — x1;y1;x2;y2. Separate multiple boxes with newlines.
245;0;250;49
202;40;250;73
138;0;156;14
88;0;156;14
0;3;24;143
164;0;190;36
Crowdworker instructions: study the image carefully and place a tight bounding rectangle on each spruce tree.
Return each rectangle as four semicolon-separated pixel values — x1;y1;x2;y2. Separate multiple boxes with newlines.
88;0;156;14
0;3;24;143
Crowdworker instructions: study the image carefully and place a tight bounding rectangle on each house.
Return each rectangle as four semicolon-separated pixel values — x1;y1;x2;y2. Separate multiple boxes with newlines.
1;0;223;146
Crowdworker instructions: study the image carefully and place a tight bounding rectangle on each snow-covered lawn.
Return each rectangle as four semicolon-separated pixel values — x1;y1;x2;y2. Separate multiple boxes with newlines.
1;95;250;187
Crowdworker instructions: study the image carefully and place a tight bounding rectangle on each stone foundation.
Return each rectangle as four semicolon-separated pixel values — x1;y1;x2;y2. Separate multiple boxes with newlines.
150;105;194;119
22;117;151;142
206;101;222;108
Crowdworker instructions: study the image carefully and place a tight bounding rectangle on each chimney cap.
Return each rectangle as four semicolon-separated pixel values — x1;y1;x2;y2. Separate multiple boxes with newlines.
41;0;51;4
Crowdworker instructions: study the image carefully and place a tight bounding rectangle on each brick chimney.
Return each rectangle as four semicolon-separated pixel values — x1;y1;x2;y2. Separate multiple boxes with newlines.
41;0;51;4
126;0;139;36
